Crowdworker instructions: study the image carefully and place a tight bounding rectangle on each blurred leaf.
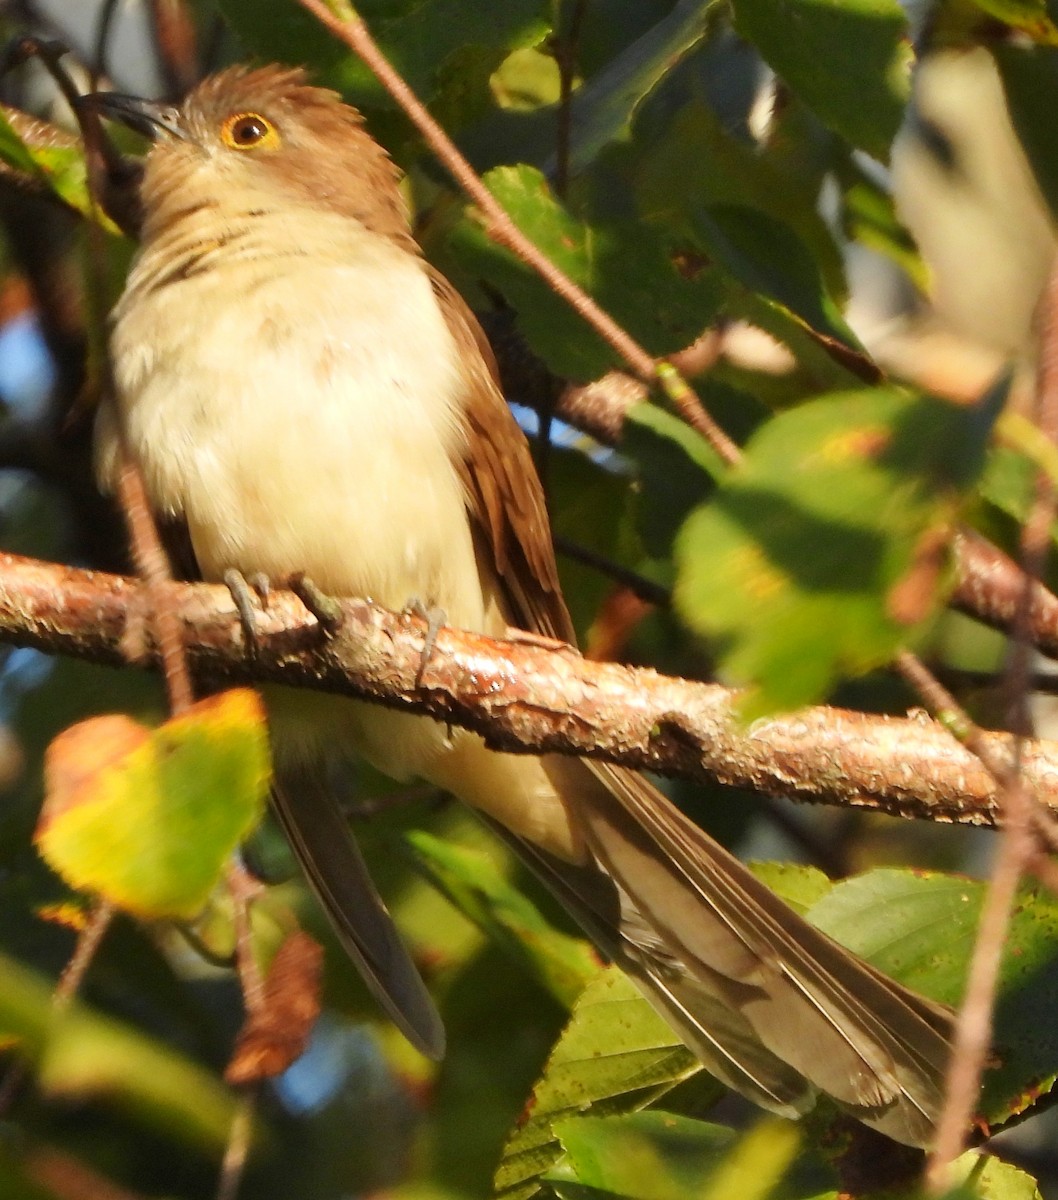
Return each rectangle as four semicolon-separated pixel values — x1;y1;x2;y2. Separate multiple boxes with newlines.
223;0;550;124
635;102;848;305
407;830;599;1007
674;387;997;716
0;1146;57;1200
690;204;879;385
37;690;270;919
978;0;1058;44
978;403;1058;561
548;445;638;643
0;950;236;1153
809;871;1058;1127
993;43;1058;220
218;0;352;70
494;967;703;1200
450;164;723;379
549;1112;802;1200
623;402;724;560
556;0;715;176
549;1111;736;1199
434;939;571;1195
461;0;714;174
0;108;104;225
980;444;1037;528
492;47;562;110
730;0;910;160
839;161;930;292
944;1152;1044;1199
750;861;833;915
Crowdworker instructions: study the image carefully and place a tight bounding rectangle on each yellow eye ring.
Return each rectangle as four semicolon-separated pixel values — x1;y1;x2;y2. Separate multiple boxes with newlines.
220;111;280;151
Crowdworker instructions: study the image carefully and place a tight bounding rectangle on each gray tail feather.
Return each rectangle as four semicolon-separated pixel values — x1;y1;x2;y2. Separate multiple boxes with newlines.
270;772;445;1060
499;757;954;1148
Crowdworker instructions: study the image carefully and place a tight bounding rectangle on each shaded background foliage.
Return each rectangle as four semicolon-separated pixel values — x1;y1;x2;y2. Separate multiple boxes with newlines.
0;0;1056;1198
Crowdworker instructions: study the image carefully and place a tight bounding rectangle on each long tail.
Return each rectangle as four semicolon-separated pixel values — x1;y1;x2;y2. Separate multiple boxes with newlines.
508;757;953;1148
271;771;445;1060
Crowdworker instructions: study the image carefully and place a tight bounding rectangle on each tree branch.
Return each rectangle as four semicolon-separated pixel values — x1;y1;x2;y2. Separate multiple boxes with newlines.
2;552;1056;826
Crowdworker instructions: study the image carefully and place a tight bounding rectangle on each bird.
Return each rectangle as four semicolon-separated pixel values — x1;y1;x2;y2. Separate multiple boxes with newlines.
87;64;954;1147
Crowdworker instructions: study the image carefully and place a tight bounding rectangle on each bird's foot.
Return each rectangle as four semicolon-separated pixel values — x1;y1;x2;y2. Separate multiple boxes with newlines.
403;597;446;686
225;568;271;657
289;573;344;638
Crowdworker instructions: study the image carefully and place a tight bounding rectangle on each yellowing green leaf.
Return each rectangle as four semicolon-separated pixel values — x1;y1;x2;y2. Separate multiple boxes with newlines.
674;387;998;716
494;967;704;1200
408;830;599;1007
37;690;271;919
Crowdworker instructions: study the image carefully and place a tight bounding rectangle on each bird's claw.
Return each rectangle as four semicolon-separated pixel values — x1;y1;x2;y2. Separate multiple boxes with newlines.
289;574;344;637
225;568;269;658
404;597;446;686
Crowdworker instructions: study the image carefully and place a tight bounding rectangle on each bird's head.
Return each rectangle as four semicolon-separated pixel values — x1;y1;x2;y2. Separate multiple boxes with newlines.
85;65;412;245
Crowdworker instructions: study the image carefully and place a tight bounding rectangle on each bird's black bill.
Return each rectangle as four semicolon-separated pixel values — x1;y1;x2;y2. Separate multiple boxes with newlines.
80;91;185;142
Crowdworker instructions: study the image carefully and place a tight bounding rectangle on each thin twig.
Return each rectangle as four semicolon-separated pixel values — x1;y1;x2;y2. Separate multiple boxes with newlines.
552;0;588;198
215;1092;256;1200
113;435;194;713
927;796;1033;1192
0;898;115;1115
226;862;266;1016
553;535;671;606
926;254;1058;1189
291;0;741;466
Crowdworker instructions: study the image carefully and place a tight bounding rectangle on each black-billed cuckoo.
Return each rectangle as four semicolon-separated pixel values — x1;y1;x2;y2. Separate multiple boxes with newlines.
89;65;955;1147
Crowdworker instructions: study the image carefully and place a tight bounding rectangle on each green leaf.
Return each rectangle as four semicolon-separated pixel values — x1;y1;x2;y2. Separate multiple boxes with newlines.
635;102;848;306
548;446;638;643
450;165;723;379
37;690;271;919
549;1111;735;1199
556;0;716;176
993;43;1058;221
365;0;551;124
0;108;100;222
750;862;833;915
0;950;237;1152
944;1152;1044;1199
550;1112;802;1200
839;160;930;292
623;402;724;560
730;0;910;160
809;871;1058;1127
690;204;879;386
224;0;550;125
407;830;599;1007
493;968;704;1200
977;0;1058;44
674;387;997;716
461;0;715;175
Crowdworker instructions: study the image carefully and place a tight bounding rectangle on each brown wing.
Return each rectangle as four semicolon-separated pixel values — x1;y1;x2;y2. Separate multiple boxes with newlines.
430;269;575;644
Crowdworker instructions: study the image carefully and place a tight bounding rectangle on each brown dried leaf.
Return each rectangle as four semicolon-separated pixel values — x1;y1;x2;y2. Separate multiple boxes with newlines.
225;931;324;1086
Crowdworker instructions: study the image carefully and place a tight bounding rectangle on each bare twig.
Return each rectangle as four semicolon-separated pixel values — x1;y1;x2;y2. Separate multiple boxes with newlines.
19;1139;150;1200
215;1093;255;1200
147;0;199;98
553;535;671;607
0;896;115;1115
551;0;587;198
926;255;1058;1189
113;457;193;712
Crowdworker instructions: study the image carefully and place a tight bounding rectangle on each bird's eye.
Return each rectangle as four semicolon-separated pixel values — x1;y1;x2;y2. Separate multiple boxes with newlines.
220;112;279;151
